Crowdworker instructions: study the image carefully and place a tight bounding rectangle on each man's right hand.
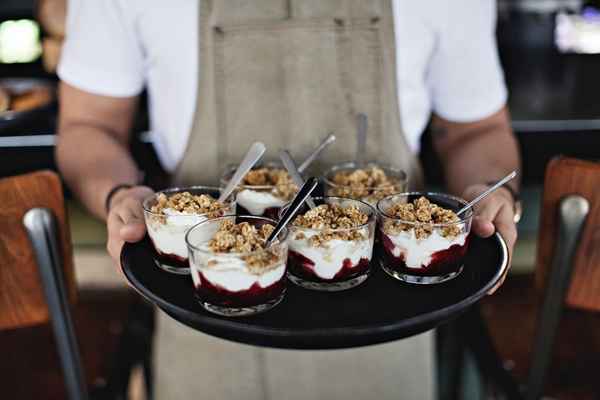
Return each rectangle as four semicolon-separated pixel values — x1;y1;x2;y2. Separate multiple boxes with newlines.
106;185;154;265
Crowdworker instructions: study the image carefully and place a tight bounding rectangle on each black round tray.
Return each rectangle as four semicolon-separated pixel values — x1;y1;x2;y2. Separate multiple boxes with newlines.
122;233;508;349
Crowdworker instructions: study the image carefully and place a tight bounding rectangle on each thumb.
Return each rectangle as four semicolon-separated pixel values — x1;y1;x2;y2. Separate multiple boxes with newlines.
117;207;147;242
120;218;146;242
472;215;495;238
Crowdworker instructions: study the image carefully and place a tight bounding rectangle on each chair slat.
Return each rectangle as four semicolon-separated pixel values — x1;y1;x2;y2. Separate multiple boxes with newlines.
0;170;75;329
535;157;600;311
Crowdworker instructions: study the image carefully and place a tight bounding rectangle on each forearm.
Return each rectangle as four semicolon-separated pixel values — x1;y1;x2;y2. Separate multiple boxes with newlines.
56;124;140;220
432;107;521;196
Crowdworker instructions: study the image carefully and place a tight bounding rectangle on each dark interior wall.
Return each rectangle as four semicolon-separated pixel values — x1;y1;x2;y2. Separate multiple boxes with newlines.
1;0;34;13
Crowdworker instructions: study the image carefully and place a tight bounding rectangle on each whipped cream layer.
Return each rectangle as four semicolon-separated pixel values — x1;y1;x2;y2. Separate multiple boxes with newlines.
289;228;373;280
191;254;286;292
146;208;208;258
236;189;286;216
386;230;467;269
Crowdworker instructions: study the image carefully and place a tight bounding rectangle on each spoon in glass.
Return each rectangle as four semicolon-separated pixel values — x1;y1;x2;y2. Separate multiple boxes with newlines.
279;149;316;209
297;133;336;173
456;171;518;217
218;142;266;203
266;177;319;246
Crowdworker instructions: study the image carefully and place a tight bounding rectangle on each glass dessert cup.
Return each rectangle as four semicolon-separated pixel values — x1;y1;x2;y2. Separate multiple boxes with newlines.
220;161;298;219
281;196;376;291
377;192;473;284
322;161;408;208
185;215;289;316
142;186;235;275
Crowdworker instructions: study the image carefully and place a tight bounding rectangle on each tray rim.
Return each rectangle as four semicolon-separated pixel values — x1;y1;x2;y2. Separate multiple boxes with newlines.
122;232;508;339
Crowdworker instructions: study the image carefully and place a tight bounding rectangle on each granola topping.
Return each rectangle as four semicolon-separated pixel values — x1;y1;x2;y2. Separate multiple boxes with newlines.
241;167;298;201
208;220;282;273
292;204;369;247
383;196;461;239
151;192;228;218
328;166;404;202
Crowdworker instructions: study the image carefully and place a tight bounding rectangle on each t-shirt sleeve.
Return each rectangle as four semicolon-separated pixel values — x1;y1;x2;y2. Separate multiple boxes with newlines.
427;0;507;122
57;0;144;97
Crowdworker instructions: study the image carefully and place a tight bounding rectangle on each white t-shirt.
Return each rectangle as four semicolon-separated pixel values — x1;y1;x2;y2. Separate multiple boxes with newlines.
58;0;507;172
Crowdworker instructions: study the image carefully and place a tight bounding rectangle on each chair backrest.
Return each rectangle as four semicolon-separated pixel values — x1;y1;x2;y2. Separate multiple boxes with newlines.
535;157;600;311
0;170;76;330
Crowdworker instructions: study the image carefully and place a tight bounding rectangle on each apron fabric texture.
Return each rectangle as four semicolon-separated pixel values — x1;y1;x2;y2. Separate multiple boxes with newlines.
174;0;423;187
158;1;433;399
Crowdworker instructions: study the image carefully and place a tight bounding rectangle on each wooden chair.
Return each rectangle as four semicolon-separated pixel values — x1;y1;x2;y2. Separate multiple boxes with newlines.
0;170;154;399
472;157;600;399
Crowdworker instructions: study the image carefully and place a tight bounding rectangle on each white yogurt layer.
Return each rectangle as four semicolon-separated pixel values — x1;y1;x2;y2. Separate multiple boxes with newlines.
191;255;286;292
289;229;373;280
236;189;286;216
386;230;467;269
146;209;208;258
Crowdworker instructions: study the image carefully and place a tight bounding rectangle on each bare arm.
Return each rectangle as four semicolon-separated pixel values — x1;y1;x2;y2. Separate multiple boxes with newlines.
431;106;520;196
56;82;140;219
56;82;153;263
431;106;521;291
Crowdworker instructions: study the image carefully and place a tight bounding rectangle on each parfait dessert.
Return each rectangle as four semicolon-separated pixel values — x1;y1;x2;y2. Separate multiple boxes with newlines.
221;162;298;219
284;197;376;291
143;187;235;274
186;216;289;316
323;162;407;207
377;193;472;284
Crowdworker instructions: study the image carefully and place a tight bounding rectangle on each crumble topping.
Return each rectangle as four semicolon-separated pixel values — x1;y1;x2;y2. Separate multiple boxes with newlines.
292;204;369;247
208;220;282;273
150;192;230;223
383;196;461;239
241;167;298;201
328;166;404;202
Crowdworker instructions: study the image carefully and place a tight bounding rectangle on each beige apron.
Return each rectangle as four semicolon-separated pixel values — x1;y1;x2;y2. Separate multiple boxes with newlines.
174;0;423;187
157;1;433;399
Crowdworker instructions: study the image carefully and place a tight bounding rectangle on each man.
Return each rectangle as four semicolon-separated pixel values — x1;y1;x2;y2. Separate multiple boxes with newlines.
56;1;520;398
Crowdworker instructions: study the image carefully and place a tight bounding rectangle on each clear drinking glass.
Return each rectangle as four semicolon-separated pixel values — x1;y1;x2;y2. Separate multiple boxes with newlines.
323;161;408;208
377;192;473;284
281;196;376;291
143;186;235;275
185;215;289;316
220;161;298;219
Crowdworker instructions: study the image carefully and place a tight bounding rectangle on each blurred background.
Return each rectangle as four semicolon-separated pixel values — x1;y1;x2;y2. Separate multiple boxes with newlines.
0;0;599;399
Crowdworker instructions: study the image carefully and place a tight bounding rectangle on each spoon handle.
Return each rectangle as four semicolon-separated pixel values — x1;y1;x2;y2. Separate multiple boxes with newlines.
218;142;266;203
279;150;316;209
356;113;368;168
456;171;518;216
266;177;319;245
298;133;336;173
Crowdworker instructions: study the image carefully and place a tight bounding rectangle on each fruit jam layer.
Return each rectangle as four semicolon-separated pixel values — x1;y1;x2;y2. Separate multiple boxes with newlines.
379;233;468;277
195;271;285;308
288;250;370;282
150;239;190;269
236;204;281;220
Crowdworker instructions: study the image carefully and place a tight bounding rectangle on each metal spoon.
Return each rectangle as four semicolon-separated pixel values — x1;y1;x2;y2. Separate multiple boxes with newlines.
218;142;266;203
456;171;518;217
297;133;336;173
279;150;316;209
356;113;368;168
266;177;319;245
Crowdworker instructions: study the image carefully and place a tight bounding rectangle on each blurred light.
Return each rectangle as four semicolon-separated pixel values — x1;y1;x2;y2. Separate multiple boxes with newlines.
556;9;600;54
0;19;42;63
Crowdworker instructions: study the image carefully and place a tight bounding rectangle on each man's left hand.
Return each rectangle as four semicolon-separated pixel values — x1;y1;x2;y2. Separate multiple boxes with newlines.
462;184;518;294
